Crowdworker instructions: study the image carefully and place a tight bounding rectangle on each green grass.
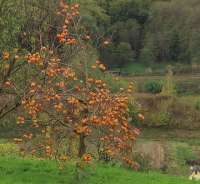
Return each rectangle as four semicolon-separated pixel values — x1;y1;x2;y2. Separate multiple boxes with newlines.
0;157;74;184
122;62;200;76
122;62;171;75
123;63;149;75
0;156;197;184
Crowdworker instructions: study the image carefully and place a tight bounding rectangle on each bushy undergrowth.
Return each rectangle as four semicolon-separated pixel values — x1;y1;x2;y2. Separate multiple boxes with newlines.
175;81;200;95
144;80;163;94
195;98;200;111
136;95;200;129
136;76;200;96
0;142;20;157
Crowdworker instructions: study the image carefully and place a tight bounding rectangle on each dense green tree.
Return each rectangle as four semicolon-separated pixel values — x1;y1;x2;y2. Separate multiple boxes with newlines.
101;42;134;70
115;42;135;69
98;0;150;67
0;0;24;51
142;0;200;64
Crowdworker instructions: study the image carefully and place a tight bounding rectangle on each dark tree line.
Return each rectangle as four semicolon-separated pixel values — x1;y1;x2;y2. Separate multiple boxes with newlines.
96;0;200;69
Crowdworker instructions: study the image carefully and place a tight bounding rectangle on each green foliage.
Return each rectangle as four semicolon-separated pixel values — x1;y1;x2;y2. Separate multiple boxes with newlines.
144;80;163;94
0;114;19;138
161;66;176;96
77;0;110;47
101;42;134;69
98;0;200;70
128;100;141;127
133;153;151;172
0;0;25;51
153;112;171;127
0;143;19;157
103;75;129;93
115;42;135;68
2;0;200;70
98;0;151;69
75;161;96;182
195;98;200;111
175;81;200;95
141;0;200;64
136;74;200;95
139;47;155;64
176;145;197;162
137;95;200;129
165;141;198;176
144;110;171;127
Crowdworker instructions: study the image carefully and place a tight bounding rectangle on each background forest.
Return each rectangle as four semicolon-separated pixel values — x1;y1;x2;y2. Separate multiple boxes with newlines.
1;0;200;72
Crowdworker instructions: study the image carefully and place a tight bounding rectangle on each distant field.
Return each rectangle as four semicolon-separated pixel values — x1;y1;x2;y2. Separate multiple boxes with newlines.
122;63;200;76
0;156;197;184
123;63;167;75
129;74;200;81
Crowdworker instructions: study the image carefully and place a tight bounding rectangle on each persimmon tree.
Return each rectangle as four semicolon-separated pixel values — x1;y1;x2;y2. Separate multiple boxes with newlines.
2;0;142;170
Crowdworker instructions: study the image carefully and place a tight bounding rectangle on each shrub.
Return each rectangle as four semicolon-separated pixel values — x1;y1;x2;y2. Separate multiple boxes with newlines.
175;80;200;95
137;95;200;129
133;153;151;171
195;98;200;111
135;95;172;127
161;67;176;96
127;100;142;127
0;142;20;157
146;112;171;127
144;80;163;94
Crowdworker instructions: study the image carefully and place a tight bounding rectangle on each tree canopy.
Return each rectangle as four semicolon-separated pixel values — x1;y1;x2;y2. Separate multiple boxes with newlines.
1;0;200;69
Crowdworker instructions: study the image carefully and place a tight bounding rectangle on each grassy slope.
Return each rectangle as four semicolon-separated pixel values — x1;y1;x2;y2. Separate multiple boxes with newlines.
0;157;197;184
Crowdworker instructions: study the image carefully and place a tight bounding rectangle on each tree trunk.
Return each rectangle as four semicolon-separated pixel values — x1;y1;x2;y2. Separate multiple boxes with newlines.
78;133;86;158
